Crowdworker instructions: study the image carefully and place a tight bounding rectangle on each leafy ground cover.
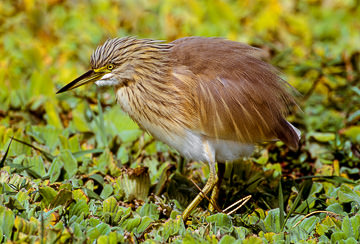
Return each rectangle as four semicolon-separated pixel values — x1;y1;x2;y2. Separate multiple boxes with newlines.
0;0;359;243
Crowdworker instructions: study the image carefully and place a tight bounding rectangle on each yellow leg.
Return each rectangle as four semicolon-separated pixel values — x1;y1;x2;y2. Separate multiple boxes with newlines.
208;162;225;212
182;161;217;220
182;141;217;221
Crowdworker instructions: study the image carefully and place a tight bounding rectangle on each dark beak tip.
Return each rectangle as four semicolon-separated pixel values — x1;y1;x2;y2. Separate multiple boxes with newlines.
56;70;95;95
56;86;68;94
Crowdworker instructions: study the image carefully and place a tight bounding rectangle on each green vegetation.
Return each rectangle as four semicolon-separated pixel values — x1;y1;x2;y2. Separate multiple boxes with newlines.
0;0;359;243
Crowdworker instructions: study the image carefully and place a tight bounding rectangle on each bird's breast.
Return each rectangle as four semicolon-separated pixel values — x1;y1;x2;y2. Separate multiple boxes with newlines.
116;85;198;157
115;85;188;137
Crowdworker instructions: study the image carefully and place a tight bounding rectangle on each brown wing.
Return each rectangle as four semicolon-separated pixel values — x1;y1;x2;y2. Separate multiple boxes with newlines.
170;37;299;149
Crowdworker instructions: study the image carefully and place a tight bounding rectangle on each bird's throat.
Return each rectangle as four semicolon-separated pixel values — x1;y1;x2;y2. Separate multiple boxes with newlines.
95;73;119;87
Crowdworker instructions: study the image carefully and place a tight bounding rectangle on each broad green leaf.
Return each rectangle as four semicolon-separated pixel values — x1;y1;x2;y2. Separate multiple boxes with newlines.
71;222;84;240
69;200;89;218
119;207;132;225
137;203;160;220
72;103;91;132
15;190;29;204
309;132;335;142
28;125;62;151
50;188;73;208
88;217;101;227
160;216;186;241
14;216;39;235
7;172;30;190
100;184;113;200
298;216;320;234
326;203;346;216
342;215;360;240
206;213;233;233
338;185;360;205
90;174;105;186
316;215;341;236
271;232;285;243
103;196;118;213
87;223;111;242
136;216;154;234
263;208;282;233
44;101;63;129
7;196;25;210
72;189;88;202
350;215;360;240
68;134;81;152
93;149;112;174
331;232;347;243
288;226;310;243
0;206;15;240
103;107;141;143
233;226;250;239
29;70;53;96
108;232;124;243
97;232;124;244
11;137;54;161
242;236;263;244
82;188;101;200
9;90;23;109
23;156;46;178
219;235;238;244
318;235;331;243
58;149;78;179
49;157;64;183
97;235;109;244
39;186;57;207
117;146;129;164
342;126;360;143
121;216;141;232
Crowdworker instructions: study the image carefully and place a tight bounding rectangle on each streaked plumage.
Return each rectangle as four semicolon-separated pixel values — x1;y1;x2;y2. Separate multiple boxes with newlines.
57;36;301;220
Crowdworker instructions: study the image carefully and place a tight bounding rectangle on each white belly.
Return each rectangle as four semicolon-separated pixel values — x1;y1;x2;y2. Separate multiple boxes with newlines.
139;119;254;163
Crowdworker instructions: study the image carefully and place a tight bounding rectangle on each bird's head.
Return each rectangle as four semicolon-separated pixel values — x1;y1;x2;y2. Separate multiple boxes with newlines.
57;37;171;94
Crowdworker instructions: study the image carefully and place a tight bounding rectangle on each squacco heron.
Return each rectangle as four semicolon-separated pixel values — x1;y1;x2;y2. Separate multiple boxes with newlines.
57;37;300;220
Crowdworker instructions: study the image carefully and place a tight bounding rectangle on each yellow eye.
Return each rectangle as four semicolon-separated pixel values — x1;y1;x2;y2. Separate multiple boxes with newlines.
108;64;114;70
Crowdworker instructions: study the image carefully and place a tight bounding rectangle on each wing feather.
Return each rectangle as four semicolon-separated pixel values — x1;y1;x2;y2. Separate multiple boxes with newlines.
170;37;300;149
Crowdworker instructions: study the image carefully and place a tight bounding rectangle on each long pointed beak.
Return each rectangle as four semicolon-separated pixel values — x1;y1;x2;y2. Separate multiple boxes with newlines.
56;70;105;94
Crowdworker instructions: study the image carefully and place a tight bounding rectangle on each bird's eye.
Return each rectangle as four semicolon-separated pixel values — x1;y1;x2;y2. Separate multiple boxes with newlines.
108;64;114;70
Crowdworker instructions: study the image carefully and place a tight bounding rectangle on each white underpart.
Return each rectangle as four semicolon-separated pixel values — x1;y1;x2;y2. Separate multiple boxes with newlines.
287;121;301;139
141;124;255;163
95;73;119;87
171;130;255;162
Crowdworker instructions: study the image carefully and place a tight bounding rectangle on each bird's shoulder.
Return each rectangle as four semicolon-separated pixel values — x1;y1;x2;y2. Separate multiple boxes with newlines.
169;37;265;77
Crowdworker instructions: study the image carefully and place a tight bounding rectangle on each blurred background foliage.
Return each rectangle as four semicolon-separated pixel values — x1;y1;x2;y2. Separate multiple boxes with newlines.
0;0;359;243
